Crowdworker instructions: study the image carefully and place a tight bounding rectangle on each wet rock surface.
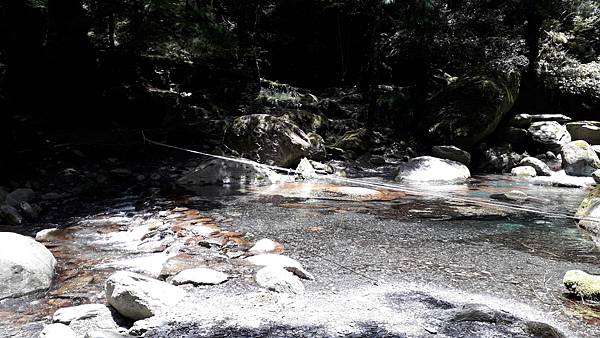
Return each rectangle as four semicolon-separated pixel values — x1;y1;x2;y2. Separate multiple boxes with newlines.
395;156;471;184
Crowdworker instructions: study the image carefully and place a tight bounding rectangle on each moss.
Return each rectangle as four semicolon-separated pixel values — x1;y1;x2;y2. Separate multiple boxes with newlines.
564;270;600;300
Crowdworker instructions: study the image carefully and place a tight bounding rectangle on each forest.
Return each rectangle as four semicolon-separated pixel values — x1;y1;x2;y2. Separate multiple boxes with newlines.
2;1;600;338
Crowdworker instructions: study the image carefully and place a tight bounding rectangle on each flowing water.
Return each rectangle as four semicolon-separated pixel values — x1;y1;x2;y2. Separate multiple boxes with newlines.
2;175;600;337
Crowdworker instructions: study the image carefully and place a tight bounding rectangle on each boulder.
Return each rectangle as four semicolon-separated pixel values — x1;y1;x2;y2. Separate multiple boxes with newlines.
53;304;111;324
508;114;532;128
561;140;600;176
0;204;23;225
529;114;572;123
245;254;314;280
296;158;317;179
566;121;600;145
85;331;129;338
563;270;600;300
171;268;229;286
529;121;571;152
478;145;523;173
0;232;56;299
519;157;552;176
40;323;77;338
255;266;305;294
177;159;283;186
249;239;285;255
5;188;35;207
422;73;520;148
431;146;471;165
593;145;600;157
224;114;325;167
105;271;186;320
394;156;470;184
490;190;528;202
510;166;537;177
575;185;600;235
594;170;600;184
452;304;497;323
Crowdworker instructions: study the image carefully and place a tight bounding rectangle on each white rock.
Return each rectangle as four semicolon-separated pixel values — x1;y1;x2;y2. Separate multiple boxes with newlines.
53;304;110;324
519;157;552;176
510;166;537;177
395;156;470;184
245;254;314;280
561;140;600;176
35;228;61;242
249;239;284;255
0;232;56;299
85;330;128;338
255;266;305;294
296;158;317;179
105;271;186;320
171;268;229;286
593;170;600;184
40;323;77;338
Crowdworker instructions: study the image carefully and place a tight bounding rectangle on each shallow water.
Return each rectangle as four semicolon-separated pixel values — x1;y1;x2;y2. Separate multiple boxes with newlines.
2;175;600;337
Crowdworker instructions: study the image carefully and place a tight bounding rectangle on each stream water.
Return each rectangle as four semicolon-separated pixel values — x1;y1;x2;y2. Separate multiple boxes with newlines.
2;175;600;337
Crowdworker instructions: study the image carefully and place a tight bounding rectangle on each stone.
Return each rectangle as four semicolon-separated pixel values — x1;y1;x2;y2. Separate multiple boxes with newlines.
561;140;600;176
245;254;314;280
255;266;305;294
171;268;229;286
563;270;600;300
296;158;317;179
394;156;471;184
594;170;600;184
510;166;537;177
519;157;552;176
508;114;532;128
5;188;35;207
0;204;23;225
490;190;528;202
431;145;471;166
575;185;600;235
478;145;524;173
249;239;285;255
53;304;111;324
40;323;77;338
529;114;572;123
522;321;565;338
224;114;325;167
452;304;497;323
529;121;571;152
566;121;600;145
178;159;283;186
35;228;70;242
0;232;56;299
105;271;186;320
85;330;129;338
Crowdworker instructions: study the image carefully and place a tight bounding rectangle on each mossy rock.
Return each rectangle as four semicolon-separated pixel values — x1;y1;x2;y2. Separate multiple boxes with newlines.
563;270;600;300
575;185;600;235
422;72;520;149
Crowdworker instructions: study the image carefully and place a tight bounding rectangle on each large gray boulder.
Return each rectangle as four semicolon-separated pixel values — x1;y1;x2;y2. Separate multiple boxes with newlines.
177;159;282;186
395;156;470;184
529;121;571;152
0;232;56;299
566;121;600;145
431;146;471;166
561;140;600;176
519;157;552;176
105;271;186;320
224;114;325;167
422;74;520;148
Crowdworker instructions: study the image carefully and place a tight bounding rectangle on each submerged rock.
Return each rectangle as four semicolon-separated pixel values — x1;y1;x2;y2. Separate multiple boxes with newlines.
394;156;470;184
105;271;186;320
510;166;537;177
563;270;600;300
177;159;283;186
566;121;600;145
561;140;600;176
0;232;56;299
522;321;565;338
452;304;497;323
171;268;229;286
245;254;314;280
431;145;471;166
519;156;552;176
224;114;325;167
255;266;305;294
529;121;571;152
490;190;528;202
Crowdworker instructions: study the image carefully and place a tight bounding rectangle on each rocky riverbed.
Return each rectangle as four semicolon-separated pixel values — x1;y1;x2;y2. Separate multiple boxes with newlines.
2;170;600;337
